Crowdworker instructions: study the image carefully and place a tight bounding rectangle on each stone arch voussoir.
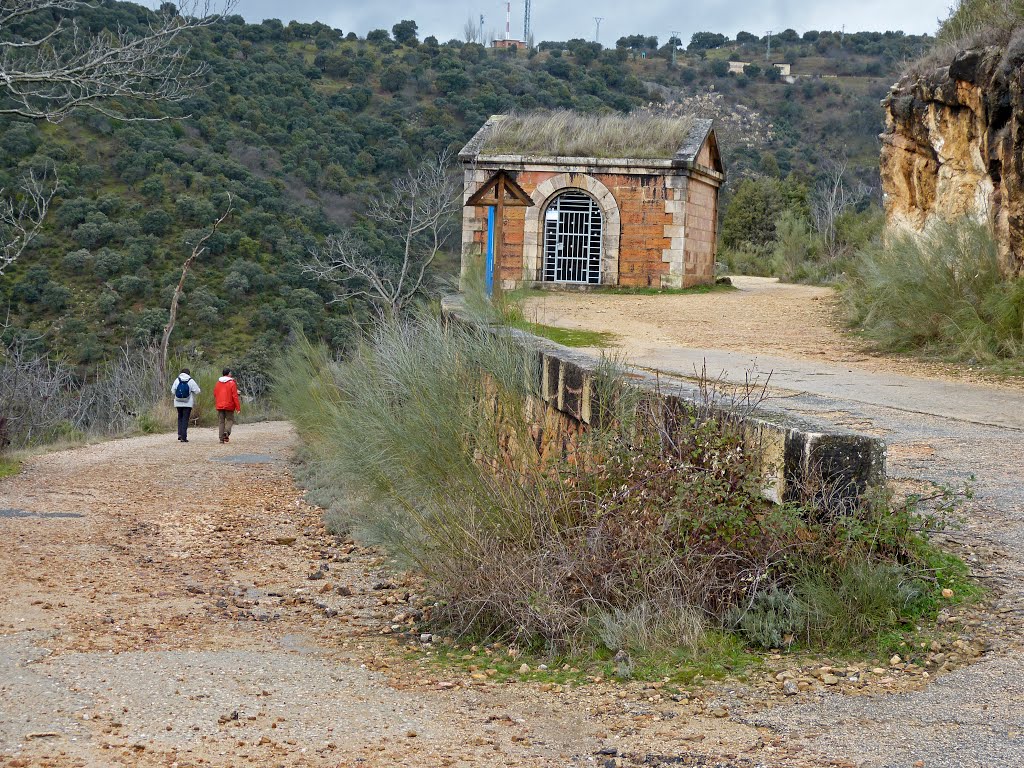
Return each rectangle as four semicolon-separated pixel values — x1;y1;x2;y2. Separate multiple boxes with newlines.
523;173;620;285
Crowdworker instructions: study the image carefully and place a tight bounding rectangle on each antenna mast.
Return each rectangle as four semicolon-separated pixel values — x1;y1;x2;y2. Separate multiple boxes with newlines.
523;0;532;43
479;14;484;43
670;29;679;66
593;16;603;44
765;29;772;61
505;1;511;40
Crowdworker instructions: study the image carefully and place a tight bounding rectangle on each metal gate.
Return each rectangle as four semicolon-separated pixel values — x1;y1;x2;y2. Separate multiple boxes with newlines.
542;191;602;284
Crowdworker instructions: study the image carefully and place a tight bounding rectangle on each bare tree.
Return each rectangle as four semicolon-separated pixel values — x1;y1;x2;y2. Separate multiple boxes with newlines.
0;0;231;274
1;0;231;123
304;153;460;316
159;195;231;381
811;159;869;260
0;166;57;275
462;14;479;44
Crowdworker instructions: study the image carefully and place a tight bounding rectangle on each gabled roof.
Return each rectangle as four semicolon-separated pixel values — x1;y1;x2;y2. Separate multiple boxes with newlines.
459;112;725;177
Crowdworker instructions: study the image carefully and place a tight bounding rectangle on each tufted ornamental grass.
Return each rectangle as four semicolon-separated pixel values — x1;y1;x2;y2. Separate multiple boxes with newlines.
274;309;974;659
841;218;1024;365
480;110;697;160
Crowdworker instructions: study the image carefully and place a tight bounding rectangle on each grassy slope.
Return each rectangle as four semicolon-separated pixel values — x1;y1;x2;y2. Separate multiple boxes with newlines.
0;9;922;368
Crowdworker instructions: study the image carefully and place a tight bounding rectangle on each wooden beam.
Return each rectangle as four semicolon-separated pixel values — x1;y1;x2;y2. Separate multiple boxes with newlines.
465;169;534;208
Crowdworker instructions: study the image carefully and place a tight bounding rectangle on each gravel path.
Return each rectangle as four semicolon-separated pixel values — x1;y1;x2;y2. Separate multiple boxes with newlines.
522;277;1024;390
525;278;1024;768
2;280;1020;767
0;421;827;768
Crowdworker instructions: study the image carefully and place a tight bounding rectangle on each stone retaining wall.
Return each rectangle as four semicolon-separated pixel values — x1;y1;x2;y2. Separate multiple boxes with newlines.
442;296;886;506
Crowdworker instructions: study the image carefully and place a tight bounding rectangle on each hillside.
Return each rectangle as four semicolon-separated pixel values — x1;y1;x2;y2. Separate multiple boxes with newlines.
0;7;932;368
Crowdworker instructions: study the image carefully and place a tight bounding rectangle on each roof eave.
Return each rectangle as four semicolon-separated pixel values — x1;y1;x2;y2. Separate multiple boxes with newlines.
459;114;726;181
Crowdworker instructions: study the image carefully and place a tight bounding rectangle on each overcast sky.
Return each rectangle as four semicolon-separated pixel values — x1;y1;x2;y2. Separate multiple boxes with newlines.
229;0;950;44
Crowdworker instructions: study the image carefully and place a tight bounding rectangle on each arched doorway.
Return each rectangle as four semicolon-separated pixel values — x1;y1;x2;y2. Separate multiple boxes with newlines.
542;190;603;284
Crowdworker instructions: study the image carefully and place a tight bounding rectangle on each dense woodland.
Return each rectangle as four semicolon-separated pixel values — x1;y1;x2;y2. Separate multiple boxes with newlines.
0;3;934;369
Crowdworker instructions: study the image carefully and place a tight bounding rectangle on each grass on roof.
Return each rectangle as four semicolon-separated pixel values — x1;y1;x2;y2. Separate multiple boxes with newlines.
480;110;697;160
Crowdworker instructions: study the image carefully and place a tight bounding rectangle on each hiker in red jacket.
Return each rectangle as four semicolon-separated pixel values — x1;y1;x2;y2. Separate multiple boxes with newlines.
213;368;242;444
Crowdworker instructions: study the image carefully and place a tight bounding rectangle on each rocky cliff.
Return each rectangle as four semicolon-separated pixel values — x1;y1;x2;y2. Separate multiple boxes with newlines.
880;35;1024;275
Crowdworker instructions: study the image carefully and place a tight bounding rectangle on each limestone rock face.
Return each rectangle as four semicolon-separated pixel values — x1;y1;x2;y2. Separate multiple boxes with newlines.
880;34;1024;275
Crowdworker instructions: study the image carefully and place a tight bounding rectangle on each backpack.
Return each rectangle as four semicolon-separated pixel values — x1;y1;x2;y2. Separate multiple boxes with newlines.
174;377;191;400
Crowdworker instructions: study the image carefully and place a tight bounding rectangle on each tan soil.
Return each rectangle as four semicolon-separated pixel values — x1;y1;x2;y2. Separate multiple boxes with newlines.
0;422;848;768
521;277;1023;389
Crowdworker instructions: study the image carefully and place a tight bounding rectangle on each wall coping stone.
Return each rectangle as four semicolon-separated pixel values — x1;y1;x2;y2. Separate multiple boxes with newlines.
441;294;886;506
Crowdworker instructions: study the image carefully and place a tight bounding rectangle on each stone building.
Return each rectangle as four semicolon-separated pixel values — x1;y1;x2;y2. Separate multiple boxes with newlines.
459;113;725;290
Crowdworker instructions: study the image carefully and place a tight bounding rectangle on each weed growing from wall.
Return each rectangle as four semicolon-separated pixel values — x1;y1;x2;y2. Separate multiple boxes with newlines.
277;310;976;657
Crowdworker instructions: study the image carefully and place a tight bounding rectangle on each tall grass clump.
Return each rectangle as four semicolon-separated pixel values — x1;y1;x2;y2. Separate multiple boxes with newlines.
938;0;1024;45
277;310;972;657
905;0;1023;76
481;111;696;160
841;218;1024;363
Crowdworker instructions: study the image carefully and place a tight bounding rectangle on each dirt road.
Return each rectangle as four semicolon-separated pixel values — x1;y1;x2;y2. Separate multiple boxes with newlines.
3;279;1023;766
0;422;829;768
522;276;1022;388
523;277;1024;767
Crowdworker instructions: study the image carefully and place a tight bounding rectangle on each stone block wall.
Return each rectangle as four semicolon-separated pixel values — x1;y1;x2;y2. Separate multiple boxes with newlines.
683;178;719;287
442;296;887;507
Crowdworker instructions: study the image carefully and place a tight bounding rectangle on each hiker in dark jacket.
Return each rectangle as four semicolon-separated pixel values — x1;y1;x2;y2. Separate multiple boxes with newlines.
171;368;201;442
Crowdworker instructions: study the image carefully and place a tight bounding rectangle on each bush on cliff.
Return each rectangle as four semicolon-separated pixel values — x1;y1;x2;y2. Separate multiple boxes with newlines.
939;0;1024;45
841;218;1024;365
276;311;971;659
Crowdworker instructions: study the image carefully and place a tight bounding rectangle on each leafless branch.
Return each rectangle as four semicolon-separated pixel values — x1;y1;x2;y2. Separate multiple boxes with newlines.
0;337;165;448
303;151;460;315
0;165;58;274
462;14;479;44
811;159;870;260
0;0;234;122
159;194;232;380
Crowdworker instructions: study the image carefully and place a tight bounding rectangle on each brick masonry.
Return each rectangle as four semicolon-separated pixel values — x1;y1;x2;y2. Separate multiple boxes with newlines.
460;121;725;290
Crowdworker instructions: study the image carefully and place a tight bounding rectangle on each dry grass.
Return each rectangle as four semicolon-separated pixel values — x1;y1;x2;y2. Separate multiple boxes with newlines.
480;111;697;160
904;0;1023;75
938;0;1024;43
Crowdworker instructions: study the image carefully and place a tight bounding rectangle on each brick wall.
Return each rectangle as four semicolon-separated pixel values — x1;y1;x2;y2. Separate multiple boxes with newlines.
465;165;718;289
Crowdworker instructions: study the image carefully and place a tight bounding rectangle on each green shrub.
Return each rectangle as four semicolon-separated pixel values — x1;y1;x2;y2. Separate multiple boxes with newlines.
842;218;1024;363
276;311;973;657
730;558;926;649
770;211;822;282
719;244;773;277
135;412;164;434
794;559;925;647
